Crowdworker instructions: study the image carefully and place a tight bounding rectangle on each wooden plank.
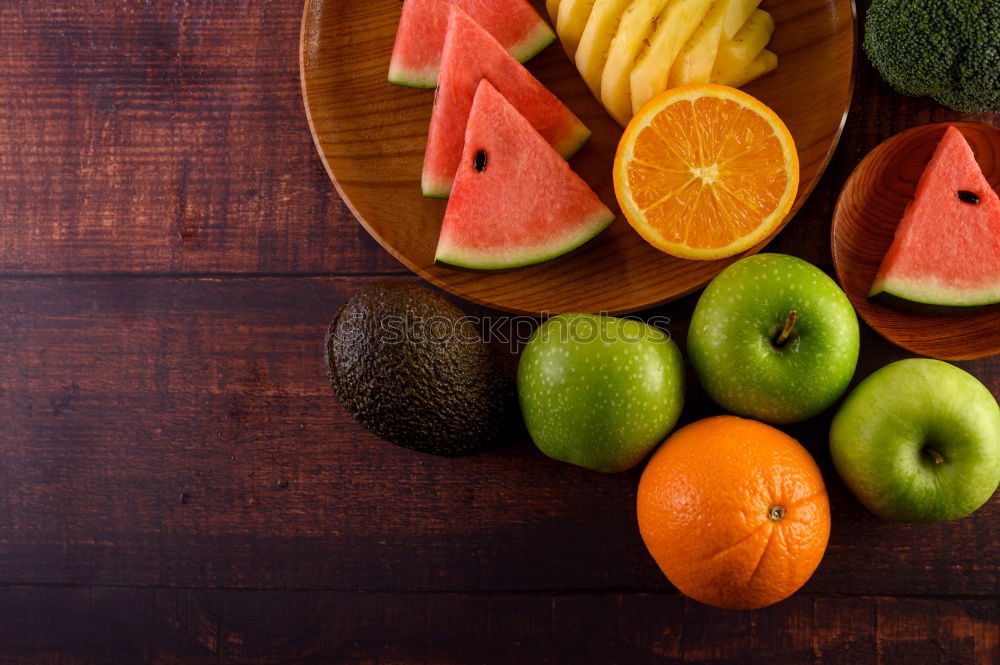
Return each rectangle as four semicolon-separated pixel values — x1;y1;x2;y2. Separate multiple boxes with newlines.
681;600;752;663
0;1;995;280
0;588;994;664
812;597;878;665
0;276;996;593
0;586;222;665
876;598;1000;665
750;597;824;664
0;1;401;275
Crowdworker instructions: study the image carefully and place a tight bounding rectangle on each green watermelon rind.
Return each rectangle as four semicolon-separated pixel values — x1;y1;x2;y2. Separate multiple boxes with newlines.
505;21;558;65
388;65;439;89
870;276;1000;313
434;208;615;270
552;123;593;161
422;123;593;199
421;178;451;199
388;22;556;89
870;291;1000;316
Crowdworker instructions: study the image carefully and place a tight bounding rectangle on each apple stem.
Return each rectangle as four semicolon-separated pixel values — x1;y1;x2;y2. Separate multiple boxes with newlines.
774;310;798;347
924;448;945;465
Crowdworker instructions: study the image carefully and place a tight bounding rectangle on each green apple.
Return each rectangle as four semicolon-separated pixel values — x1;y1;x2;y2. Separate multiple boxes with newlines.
688;253;860;423
830;359;1000;522
518;313;684;472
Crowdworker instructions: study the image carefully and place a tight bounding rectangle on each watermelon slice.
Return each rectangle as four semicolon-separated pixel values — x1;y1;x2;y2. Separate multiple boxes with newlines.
435;81;614;270
423;5;591;198
870;125;1000;313
389;0;555;88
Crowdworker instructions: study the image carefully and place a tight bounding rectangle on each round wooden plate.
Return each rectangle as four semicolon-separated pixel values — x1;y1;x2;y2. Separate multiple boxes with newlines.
301;0;856;315
832;122;1000;361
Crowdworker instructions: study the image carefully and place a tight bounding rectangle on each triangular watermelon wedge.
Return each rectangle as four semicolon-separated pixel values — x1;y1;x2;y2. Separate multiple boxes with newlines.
435;81;614;270
870;125;1000;312
423;5;591;198
389;0;555;89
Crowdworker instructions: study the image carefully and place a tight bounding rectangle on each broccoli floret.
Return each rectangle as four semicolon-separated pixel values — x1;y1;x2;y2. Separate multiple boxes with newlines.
864;0;1000;113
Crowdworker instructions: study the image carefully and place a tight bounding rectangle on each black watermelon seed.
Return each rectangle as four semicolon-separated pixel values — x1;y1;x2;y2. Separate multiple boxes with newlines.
473;150;487;172
958;190;980;204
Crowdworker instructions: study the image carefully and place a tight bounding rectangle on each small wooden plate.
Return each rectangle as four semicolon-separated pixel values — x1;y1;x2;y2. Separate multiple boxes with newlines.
301;0;856;315
831;122;1000;361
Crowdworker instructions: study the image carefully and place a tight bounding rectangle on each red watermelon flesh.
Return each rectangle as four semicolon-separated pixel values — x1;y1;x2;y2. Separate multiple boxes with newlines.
870;125;1000;310
389;0;555;88
435;80;613;270
423;5;591;198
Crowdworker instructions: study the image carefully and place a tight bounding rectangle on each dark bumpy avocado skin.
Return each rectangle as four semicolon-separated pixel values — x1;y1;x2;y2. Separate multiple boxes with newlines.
325;282;517;456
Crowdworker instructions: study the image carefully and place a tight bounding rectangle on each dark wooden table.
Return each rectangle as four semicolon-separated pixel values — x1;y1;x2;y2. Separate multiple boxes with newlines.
0;1;997;663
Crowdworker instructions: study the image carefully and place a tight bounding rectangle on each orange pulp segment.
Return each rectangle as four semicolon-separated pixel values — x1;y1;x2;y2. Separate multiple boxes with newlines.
613;84;799;260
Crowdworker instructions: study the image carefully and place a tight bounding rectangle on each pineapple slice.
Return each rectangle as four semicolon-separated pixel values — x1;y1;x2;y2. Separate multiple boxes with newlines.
721;0;761;40
669;0;737;86
547;0;562;22
557;0;599;58
727;48;777;87
575;0;635;97
600;0;672;126
629;0;715;113
710;9;774;85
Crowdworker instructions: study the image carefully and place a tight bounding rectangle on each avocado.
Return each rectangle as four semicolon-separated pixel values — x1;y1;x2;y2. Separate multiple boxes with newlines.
325;281;517;456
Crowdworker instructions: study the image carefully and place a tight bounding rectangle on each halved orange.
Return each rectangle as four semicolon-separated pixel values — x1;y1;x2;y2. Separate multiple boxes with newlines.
613;84;799;260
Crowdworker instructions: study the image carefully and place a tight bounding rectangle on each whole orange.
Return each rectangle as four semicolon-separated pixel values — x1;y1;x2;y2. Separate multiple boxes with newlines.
637;415;830;610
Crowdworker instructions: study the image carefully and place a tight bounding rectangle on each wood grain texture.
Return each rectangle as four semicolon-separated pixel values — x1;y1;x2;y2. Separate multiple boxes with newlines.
0;0;403;275
0;276;996;593
0;587;995;664
301;0;856;315
0;0;998;661
832;122;1000;360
